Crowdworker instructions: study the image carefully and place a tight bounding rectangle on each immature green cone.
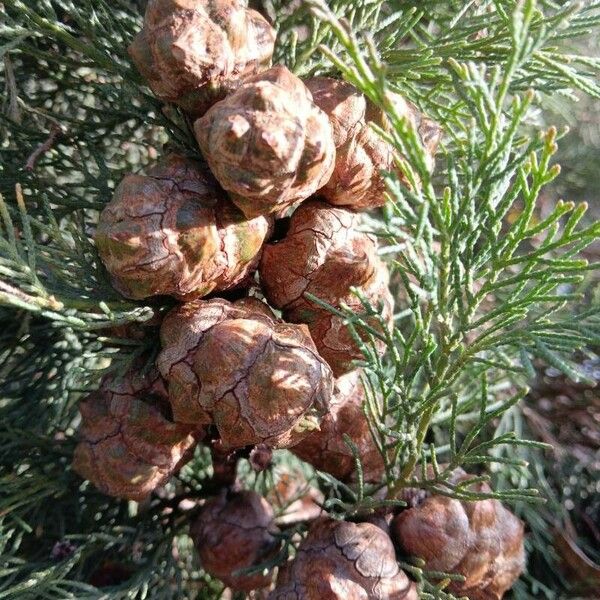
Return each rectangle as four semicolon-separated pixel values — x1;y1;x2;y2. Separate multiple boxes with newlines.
128;0;276;117
95;154;270;301
391;470;525;600
157;297;334;448
259;200;393;375
72;368;197;502
292;370;384;482
306;77;441;211
269;518;417;599
194;66;336;217
191;489;279;591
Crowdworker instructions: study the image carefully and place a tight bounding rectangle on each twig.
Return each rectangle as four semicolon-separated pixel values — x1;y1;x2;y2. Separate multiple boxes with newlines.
25;123;63;171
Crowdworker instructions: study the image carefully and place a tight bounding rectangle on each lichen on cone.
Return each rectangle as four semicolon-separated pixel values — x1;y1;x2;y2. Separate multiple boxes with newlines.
72;367;197;502
190;489;279;591
128;0;276;117
194;66;336;218
269;518;418;600
391;469;525;600
259;199;393;375
306;77;441;211
95;154;270;301
157;297;334;448
291;370;384;482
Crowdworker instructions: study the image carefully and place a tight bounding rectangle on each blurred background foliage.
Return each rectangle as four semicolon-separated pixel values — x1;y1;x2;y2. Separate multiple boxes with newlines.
513;31;600;599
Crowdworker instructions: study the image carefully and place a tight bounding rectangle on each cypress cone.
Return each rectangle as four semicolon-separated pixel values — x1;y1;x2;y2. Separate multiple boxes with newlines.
306;76;441;211
391;469;526;600
259;199;393;375
291;370;384;482
95;154;270;301
157;297;334;448
269;518;417;599
195;66;336;218
72;367;198;502
129;0;276;117
190;489;279;591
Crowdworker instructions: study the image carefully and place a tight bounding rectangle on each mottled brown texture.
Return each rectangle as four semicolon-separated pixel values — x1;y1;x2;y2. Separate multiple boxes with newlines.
194;66;336;217
95;154;270;301
266;472;324;526
128;0;276;117
191;489;279;591
292;370;384;482
209;437;241;487
391;472;525;600
365;94;442;174
72;367;197;502
302;275;391;377
158;297;334;448
259;200;393;375
269;518;418;599
306;77;441;211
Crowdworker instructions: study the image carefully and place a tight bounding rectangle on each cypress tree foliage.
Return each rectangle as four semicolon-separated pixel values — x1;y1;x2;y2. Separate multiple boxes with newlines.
0;0;599;598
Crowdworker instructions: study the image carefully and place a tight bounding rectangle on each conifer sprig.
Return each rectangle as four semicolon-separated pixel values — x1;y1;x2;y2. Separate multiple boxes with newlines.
299;0;600;505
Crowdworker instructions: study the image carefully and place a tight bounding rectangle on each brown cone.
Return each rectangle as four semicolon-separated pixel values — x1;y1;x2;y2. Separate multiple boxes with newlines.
128;0;276;117
195;66;336;218
269;518;418;599
191;489;279;591
72;367;197;502
292;370;384;482
306;77;441;211
95;154;270;301
259;200;393;375
391;471;525;600
157;297;334;448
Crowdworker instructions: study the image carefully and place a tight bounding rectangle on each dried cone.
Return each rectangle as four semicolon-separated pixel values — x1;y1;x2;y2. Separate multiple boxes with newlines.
95;154;270;301
269;518;417;599
195;66;336;217
306;77;441;211
292;370;384;482
391;470;526;600
259;200;393;375
157;297;334;448
191;489;279;591
72;367;197;502
128;0;276;117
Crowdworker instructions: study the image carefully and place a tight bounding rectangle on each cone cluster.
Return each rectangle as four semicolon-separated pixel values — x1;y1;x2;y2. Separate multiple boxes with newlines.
85;0;439;488
72;1;523;597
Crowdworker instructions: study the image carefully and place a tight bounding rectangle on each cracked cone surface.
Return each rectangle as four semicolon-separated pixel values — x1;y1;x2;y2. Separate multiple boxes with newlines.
95;154;270;301
72;367;197;502
306;77;441;211
391;470;525;600
195;66;336;217
191;489;279;591
129;0;276;116
259;200;393;375
292;370;384;482
269;518;418;600
158;297;334;448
